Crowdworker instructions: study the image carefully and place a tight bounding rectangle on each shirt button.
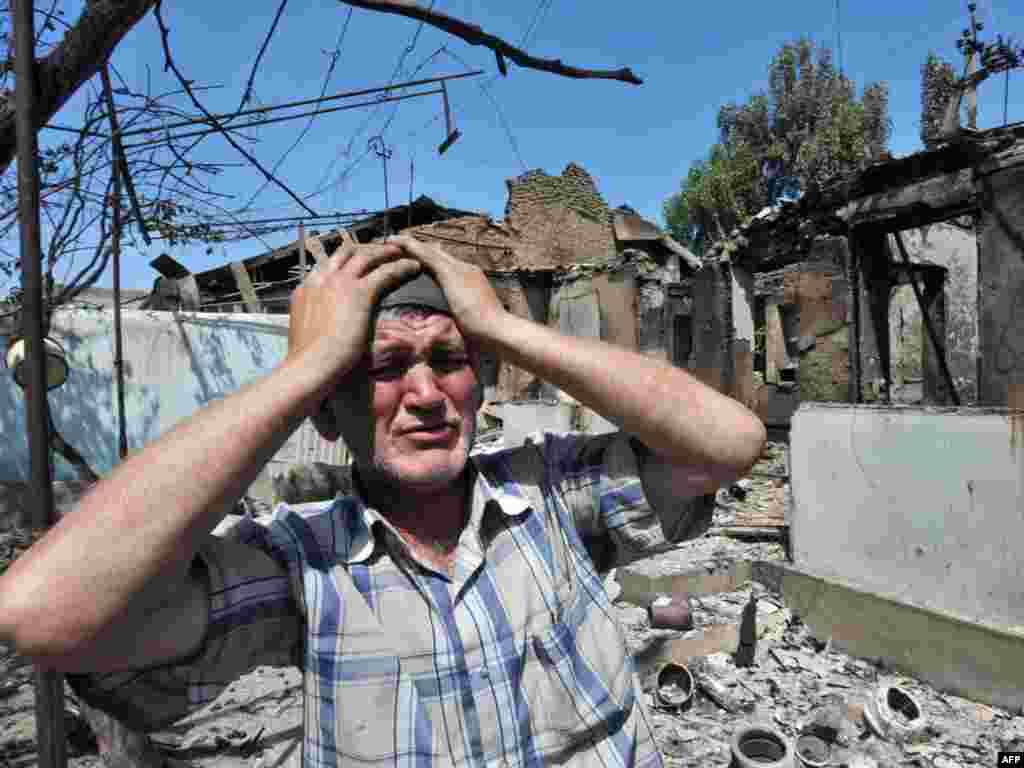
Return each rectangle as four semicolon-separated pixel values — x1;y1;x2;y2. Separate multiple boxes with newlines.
479;668;490;680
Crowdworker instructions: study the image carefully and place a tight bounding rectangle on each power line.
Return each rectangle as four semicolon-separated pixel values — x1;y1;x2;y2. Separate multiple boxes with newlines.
521;0;554;51
300;110;444;205
241;6;356;209
835;0;843;75
443;47;528;171
316;2;440;204
186;210;383;226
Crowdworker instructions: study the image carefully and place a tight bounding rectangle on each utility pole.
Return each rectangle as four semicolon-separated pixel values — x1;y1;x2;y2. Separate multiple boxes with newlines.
957;2;984;130
368;135;393;234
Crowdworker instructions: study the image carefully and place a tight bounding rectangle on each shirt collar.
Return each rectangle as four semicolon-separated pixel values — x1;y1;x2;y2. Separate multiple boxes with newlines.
340;453;532;565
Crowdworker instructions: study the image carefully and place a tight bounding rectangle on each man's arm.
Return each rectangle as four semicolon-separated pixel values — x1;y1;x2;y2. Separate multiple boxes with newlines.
390;235;766;497
491;316;764;495
0;245;421;672
0;360;319;671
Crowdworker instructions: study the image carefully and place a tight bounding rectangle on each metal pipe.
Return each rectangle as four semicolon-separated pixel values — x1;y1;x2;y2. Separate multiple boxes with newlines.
111;131;128;460
893;231;961;406
13;0;66;765
101;65;130;458
122;88;444;150
117;69;483;138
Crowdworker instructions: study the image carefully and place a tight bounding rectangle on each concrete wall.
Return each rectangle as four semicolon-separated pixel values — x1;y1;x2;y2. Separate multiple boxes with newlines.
790;402;1024;628
0;309;344;499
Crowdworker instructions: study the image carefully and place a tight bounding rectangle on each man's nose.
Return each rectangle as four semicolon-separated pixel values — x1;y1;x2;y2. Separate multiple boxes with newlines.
403;364;445;411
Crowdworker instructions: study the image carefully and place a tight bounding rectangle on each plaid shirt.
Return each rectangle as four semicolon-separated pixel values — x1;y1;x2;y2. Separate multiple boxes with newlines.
71;431;710;767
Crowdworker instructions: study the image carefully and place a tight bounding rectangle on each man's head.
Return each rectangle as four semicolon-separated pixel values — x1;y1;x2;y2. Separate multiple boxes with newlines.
313;271;482;493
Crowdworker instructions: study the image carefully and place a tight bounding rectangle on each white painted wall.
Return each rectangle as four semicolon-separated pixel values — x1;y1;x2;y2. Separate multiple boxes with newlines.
791;402;1024;629
1;309;344;496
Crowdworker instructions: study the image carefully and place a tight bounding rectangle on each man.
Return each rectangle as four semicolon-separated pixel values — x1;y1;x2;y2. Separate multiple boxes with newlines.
0;236;765;767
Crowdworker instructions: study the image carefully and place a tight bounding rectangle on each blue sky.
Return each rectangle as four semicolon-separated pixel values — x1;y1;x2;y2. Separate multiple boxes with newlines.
35;0;1024;290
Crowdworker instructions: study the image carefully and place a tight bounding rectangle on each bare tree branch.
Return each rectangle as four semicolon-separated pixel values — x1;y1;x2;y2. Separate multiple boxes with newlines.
0;0;640;176
0;0;159;173
154;1;318;216
238;0;290;112
100;64;151;244
337;0;643;85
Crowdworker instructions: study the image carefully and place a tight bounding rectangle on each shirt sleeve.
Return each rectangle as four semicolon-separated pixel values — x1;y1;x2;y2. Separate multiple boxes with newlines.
66;513;302;731
540;431;713;570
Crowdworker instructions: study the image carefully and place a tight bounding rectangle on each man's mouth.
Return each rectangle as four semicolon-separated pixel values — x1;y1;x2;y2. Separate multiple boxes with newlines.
401;422;457;438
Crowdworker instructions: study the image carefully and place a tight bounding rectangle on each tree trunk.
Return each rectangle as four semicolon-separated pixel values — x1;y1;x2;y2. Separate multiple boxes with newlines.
78;704;166;768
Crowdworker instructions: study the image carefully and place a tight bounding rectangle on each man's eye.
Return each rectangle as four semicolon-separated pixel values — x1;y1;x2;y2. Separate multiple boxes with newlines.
433;355;468;371
370;362;406;379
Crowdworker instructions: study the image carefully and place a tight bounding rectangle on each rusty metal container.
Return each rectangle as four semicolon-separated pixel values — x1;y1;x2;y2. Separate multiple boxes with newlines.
648;594;693;630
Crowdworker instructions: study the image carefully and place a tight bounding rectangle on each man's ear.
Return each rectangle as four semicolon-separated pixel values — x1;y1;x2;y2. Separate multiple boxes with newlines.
311;398;341;442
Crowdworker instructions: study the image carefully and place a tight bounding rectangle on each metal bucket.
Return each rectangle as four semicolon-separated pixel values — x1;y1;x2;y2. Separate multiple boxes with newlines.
730;723;794;768
655;663;694;709
794;733;830;767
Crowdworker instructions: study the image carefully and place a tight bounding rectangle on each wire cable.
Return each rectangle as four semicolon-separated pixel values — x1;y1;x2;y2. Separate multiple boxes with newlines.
442;47;528;171
313;3;440;204
242;7;356;208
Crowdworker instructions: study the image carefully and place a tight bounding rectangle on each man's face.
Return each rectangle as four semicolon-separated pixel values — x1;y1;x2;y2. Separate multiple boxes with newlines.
330;308;481;492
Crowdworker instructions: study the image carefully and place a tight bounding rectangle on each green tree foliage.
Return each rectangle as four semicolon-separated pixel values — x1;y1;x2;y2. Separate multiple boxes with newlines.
664;38;891;247
662;164;703;248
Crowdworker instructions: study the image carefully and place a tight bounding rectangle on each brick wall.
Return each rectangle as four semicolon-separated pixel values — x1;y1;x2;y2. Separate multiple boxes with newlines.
504;163;616;267
401;216;526;270
755;237;852;402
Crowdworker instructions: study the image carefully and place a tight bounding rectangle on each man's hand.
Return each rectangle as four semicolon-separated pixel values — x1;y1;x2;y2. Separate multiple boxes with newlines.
386;235;508;345
288;241;421;403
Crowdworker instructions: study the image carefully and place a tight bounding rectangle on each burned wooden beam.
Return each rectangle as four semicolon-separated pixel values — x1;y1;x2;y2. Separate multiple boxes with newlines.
230;261;262;313
838;168;977;231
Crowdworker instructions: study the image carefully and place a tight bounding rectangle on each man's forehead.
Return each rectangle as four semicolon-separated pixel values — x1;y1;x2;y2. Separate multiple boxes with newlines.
372;312;464;348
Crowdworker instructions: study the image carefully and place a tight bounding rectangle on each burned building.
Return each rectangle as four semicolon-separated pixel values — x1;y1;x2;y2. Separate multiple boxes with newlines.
690;122;1024;429
143;196;479;314
143;163;704;412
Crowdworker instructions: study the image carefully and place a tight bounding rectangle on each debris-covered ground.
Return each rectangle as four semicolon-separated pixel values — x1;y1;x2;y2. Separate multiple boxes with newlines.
620;580;1023;767
2;442;1022;767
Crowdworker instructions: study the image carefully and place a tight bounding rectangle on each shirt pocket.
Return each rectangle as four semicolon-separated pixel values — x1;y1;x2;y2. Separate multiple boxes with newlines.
525;617;635;755
303;651;431;765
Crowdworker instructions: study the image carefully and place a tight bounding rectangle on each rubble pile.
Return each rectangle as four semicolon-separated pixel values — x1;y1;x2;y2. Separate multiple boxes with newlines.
627;578;1020;766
